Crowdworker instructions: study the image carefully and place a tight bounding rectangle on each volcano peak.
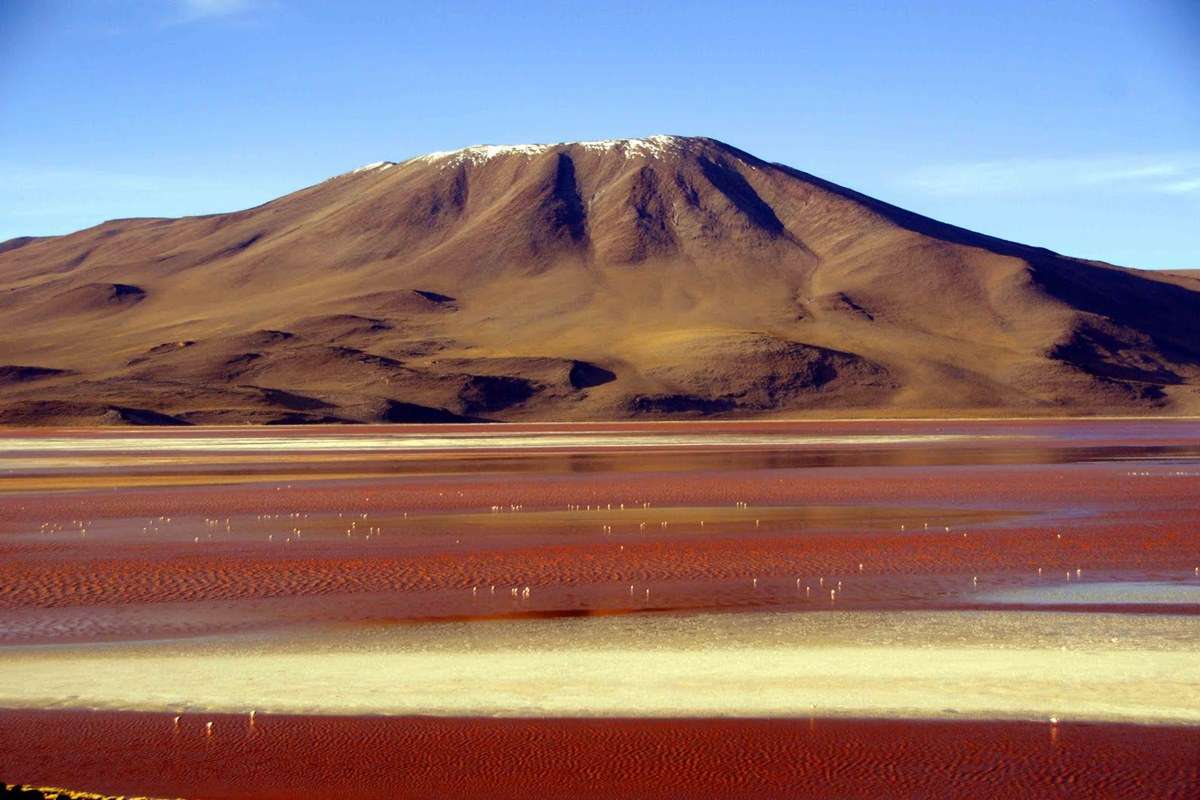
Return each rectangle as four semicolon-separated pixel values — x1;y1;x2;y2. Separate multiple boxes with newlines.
1;135;1198;425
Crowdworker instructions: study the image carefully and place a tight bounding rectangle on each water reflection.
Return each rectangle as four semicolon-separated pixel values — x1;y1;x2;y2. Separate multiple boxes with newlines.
3;443;1199;482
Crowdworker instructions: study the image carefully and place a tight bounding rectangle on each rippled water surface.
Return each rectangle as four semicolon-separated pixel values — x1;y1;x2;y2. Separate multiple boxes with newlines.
1;419;1198;725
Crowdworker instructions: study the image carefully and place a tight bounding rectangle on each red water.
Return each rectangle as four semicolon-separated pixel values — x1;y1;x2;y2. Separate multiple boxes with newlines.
1;710;1198;800
1;419;1198;797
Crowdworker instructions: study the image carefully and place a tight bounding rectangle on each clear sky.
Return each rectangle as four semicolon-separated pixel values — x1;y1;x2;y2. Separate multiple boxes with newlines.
1;0;1197;268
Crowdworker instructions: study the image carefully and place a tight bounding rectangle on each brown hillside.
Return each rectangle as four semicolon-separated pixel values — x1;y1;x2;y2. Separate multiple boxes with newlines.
1;135;1197;424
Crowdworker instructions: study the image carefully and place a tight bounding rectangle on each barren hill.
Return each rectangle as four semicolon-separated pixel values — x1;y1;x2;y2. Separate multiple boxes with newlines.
1;135;1197;424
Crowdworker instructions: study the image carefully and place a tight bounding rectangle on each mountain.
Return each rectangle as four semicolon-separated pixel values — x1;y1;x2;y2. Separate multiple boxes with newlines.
1;135;1198;425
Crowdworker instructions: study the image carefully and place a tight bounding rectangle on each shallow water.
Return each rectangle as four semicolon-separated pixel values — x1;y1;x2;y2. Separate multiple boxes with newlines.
981;580;1200;606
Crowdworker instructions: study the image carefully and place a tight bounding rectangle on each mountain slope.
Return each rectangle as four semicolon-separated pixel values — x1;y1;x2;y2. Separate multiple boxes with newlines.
1;135;1197;424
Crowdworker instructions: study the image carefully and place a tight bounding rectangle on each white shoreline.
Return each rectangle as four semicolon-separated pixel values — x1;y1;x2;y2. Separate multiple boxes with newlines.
0;432;998;454
3;610;1197;725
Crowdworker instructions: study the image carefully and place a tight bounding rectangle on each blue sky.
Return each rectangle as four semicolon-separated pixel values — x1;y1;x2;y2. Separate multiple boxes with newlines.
1;0;1197;268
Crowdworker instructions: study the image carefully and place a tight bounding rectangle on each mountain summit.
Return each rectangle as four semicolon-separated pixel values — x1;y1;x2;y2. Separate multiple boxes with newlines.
1;136;1198;424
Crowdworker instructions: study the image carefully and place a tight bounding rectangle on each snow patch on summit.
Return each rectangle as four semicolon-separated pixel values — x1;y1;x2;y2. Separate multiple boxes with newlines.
577;135;686;157
416;144;550;165
341;137;711;178
411;136;693;167
350;161;397;174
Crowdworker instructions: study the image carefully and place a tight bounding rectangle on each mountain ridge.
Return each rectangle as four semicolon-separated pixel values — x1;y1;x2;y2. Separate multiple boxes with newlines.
1;135;1197;425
